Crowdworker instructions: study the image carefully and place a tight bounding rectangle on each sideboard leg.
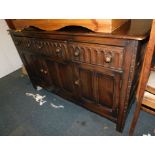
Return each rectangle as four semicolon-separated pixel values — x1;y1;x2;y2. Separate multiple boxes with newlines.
116;124;124;133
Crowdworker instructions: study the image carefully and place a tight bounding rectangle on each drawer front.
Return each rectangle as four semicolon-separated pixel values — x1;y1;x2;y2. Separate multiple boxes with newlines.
13;36;37;52
13;36;25;50
68;42;124;71
13;36;68;60
28;38;68;60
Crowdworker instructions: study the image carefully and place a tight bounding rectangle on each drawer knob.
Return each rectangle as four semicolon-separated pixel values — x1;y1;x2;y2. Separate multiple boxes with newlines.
56;47;61;53
40;69;44;72
74;49;80;57
105;56;112;63
104;52;112;63
74;80;80;85
38;45;43;49
44;70;48;74
27;43;31;47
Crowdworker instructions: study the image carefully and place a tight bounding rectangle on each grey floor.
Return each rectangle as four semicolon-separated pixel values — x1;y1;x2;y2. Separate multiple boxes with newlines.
0;69;155;136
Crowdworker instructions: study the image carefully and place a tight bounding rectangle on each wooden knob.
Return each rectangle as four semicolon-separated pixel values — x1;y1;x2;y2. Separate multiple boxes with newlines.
74;80;79;85
56;47;61;53
44;70;48;74
74;49;80;57
40;69;44;72
105;56;112;63
27;43;31;47
38;45;43;49
104;52;112;63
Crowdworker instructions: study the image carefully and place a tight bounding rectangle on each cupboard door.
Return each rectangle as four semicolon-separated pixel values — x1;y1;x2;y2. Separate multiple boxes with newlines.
46;60;75;96
76;68;96;102
21;52;52;89
75;64;121;117
97;73;115;108
45;60;61;91
58;63;75;94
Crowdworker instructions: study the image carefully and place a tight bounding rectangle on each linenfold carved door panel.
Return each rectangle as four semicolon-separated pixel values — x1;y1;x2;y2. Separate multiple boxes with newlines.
74;63;121;117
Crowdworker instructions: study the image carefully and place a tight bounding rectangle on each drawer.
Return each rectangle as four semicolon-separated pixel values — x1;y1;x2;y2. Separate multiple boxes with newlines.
13;36;25;50
13;36;68;60
68;42;125;71
28;38;68;60
13;36;37;52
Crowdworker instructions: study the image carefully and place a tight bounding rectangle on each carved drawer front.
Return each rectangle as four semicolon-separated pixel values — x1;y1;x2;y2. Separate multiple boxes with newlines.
30;39;68;60
13;36;68;60
13;36;25;50
68;42;124;71
13;36;38;52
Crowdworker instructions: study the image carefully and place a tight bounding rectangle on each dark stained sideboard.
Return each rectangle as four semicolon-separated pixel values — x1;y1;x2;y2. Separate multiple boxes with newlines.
10;20;152;132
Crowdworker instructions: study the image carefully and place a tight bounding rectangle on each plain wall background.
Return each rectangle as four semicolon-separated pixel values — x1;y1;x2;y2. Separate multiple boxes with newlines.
0;19;22;78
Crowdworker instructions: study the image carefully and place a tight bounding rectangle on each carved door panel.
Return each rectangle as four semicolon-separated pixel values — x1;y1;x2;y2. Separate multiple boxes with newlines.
57;62;75;95
74;64;121;117
21;52;52;89
45;60;61;91
46;60;75;97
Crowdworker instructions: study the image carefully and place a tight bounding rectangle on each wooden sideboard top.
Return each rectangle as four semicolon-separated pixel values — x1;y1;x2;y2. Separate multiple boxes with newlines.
11;19;152;41
9;19;130;33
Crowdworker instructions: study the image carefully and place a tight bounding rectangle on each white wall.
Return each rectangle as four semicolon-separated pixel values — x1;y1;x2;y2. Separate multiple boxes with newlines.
0;19;22;78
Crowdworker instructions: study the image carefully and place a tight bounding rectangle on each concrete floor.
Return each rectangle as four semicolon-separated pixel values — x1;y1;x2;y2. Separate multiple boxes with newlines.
0;69;154;136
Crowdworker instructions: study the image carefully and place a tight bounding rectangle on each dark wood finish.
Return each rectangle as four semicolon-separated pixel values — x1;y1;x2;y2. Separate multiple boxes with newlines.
68;42;124;71
129;20;155;135
10;20;151;132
